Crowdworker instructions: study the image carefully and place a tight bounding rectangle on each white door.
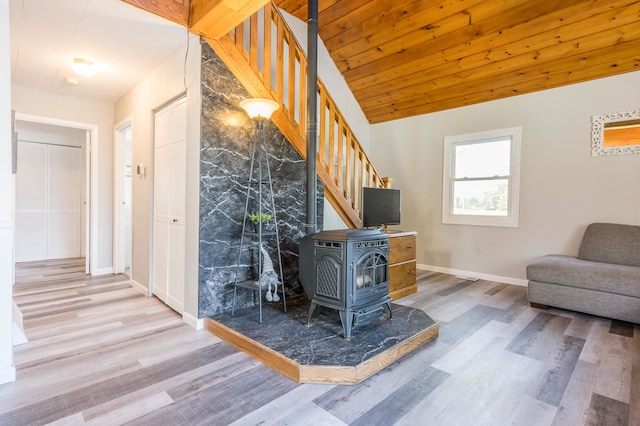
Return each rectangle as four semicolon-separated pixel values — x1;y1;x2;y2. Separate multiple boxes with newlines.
15;142;81;262
48;145;82;259
153;97;187;313
15;142;48;261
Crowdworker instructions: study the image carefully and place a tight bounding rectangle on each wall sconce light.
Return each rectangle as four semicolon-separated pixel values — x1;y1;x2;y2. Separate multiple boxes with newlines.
239;98;279;127
71;58;96;77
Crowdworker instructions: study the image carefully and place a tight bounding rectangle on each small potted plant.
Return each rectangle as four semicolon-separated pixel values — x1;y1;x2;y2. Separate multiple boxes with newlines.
248;212;273;233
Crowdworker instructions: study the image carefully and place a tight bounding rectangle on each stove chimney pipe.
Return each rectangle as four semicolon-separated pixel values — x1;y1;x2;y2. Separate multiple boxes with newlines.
305;0;318;235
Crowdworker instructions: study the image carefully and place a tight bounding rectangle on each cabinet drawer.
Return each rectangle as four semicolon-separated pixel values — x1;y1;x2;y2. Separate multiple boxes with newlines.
389;235;416;264
389;261;417;293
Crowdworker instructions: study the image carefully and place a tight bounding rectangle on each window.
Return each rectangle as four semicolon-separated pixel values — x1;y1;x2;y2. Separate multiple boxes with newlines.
442;127;521;227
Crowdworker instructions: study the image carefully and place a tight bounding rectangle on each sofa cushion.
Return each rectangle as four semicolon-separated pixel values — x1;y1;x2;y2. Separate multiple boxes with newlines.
526;255;640;298
578;223;640;267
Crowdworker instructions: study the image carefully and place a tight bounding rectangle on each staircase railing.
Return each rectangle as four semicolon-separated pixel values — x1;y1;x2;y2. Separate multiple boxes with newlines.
205;2;388;228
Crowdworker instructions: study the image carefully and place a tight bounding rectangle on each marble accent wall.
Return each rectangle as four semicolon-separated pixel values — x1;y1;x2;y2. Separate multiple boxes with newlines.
199;42;323;318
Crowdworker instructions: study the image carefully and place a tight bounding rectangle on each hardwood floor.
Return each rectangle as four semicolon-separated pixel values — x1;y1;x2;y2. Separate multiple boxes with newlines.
1;259;638;425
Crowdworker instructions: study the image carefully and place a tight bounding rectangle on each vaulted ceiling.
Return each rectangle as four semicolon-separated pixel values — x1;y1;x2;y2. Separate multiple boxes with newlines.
274;0;640;123
118;1;640;123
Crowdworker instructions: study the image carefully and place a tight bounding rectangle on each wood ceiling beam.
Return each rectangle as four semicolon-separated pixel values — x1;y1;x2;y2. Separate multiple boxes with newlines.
122;0;190;26
190;0;270;40
122;0;270;39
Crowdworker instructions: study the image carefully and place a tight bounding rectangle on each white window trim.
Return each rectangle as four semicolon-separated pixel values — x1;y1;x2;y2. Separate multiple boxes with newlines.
442;127;522;227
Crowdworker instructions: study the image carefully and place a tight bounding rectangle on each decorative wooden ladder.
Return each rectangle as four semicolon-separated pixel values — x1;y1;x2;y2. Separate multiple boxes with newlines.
205;2;388;229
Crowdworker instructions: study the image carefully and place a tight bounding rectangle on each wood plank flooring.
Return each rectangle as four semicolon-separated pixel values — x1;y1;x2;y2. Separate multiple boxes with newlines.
1;259;638;425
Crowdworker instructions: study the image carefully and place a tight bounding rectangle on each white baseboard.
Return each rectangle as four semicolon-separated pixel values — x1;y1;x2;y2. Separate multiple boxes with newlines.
183;312;203;330
0;367;16;385
130;279;148;296
418;264;528;287
92;267;114;276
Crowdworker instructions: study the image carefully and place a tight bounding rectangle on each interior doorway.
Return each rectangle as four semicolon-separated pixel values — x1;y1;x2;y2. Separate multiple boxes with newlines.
14;113;98;275
114;120;133;278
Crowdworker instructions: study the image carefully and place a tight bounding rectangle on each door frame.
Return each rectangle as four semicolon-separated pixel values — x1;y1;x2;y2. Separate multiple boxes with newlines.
113;117;133;278
15;113;98;275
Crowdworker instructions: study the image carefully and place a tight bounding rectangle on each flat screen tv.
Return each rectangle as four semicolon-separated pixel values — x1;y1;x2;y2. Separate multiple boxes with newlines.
362;187;401;228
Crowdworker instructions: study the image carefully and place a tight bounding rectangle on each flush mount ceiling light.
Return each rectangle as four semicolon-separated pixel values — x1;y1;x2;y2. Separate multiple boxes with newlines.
71;58;96;77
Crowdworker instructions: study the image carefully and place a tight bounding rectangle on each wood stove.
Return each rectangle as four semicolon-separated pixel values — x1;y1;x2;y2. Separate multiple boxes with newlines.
299;229;392;339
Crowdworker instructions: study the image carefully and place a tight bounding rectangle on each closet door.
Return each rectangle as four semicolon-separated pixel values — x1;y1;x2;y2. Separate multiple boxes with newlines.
15;141;81;262
153;97;186;313
15;142;48;261
48;145;81;259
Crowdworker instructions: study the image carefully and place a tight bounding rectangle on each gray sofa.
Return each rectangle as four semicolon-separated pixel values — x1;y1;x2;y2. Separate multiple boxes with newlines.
527;223;640;324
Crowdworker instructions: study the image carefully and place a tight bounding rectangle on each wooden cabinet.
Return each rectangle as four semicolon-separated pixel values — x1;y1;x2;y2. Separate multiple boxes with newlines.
386;231;417;300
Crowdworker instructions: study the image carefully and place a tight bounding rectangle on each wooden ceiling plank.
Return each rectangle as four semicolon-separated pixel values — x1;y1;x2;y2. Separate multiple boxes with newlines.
121;0;189;26
275;0;358;24
340;0;592;81
315;0;344;16
331;0;579;69
362;34;640;114
318;0;436;45
368;55;640;123
315;0;374;38
355;15;640;107
348;0;640;94
336;0;596;73
275;0;307;18
274;0;350;22
191;0;271;40
326;0;508;63
372;47;638;113
365;41;640;122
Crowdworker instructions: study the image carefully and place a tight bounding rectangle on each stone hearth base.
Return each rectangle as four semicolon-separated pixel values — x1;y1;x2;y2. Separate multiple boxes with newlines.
205;295;439;385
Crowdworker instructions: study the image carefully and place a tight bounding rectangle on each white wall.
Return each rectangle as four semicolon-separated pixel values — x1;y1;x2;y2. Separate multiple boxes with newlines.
11;85;114;273
370;71;640;284
114;34;201;324
0;0;16;385
16;121;86;147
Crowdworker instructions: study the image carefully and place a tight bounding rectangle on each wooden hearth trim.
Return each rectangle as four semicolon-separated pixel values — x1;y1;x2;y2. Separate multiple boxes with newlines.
204;317;439;385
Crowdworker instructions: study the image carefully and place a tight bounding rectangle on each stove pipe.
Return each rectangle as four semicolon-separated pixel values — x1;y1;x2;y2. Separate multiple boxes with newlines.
305;0;318;235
